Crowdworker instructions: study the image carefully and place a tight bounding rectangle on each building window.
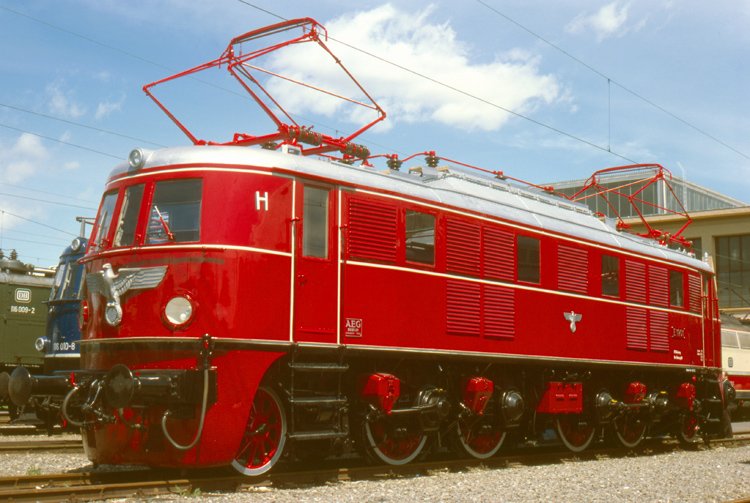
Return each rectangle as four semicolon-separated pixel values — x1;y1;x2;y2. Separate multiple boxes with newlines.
715;234;750;309
602;255;619;297
303;186;329;258
669;270;684;307
405;210;435;264
517;235;540;283
146;179;202;244
686;237;702;258
113;184;144;247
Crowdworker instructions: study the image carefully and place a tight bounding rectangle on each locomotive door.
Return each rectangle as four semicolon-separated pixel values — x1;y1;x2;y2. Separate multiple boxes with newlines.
293;183;338;344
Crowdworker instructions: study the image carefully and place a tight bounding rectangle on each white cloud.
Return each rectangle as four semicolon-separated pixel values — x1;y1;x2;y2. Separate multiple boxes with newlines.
566;2;643;42
95;97;124;120
46;80;86;119
0;133;50;184
259;4;560;133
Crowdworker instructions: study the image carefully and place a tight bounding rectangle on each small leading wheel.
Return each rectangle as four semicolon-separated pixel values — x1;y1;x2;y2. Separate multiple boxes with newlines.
362;415;427;465
555;414;595;453
611;411;648;448
454;416;506;459
676;411;700;447
231;386;287;476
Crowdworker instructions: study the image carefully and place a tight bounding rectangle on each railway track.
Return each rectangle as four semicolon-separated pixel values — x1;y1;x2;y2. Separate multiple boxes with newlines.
0;439;81;453
1;433;749;502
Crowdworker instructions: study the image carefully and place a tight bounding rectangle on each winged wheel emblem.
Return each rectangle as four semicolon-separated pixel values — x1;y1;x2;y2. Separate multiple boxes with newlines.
86;263;167;326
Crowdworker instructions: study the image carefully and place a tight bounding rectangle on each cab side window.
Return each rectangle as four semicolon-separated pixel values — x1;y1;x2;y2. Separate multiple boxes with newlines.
405;210;435;265
302;186;329;259
602;255;620;297
517;235;540;283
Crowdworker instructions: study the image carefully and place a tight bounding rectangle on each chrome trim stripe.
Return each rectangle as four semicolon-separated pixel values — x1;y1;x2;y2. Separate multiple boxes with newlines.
110;166;272;184
345;260;703;319
83;244;292;263
289;179;297;342
337;188;343;345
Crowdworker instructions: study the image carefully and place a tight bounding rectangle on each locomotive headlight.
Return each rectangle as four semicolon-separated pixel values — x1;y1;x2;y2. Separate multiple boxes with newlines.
128;148;146;170
70;237;82;252
35;337;50;353
164;296;193;327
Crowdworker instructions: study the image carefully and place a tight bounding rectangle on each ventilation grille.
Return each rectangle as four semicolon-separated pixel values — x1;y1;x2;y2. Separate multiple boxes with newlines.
347;198;397;262
483;284;515;339
483;227;514;281
626;307;648;350
558;245;588;293
649;311;669;352
688;274;702;313
625;261;647;303
446;279;480;336
446;219;480;276
648;265;669;307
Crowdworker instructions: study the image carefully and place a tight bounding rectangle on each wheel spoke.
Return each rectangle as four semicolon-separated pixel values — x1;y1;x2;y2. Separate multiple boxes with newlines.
454;416;505;459
362;416;426;465
231;386;287;477
612;412;647;448
556;414;595;453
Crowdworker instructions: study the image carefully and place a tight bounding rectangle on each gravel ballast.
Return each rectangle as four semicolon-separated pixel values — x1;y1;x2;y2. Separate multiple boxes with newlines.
1;438;748;502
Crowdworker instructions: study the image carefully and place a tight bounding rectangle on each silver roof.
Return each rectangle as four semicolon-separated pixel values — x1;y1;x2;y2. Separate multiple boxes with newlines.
110;145;712;273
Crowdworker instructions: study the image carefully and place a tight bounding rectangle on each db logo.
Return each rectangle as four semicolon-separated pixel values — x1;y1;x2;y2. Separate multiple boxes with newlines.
15;288;31;303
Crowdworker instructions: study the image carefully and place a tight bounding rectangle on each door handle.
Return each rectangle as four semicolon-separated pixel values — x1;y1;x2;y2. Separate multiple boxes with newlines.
297;274;307;285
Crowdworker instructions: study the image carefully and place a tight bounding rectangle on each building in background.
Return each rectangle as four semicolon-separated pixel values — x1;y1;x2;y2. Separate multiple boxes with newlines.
548;172;749;314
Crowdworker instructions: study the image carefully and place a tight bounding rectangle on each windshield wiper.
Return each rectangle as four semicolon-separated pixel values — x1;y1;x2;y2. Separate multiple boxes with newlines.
153;205;175;242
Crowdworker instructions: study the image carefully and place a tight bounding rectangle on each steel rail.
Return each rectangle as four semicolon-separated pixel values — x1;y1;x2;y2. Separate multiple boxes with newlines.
1;433;749;501
0;439;81;452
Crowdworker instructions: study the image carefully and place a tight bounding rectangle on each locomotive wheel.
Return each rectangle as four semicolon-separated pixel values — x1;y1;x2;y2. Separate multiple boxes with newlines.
231;386;287;476
362;414;427;465
555;414;595;452
453;415;506;459
611;411;647;448
676;411;700;446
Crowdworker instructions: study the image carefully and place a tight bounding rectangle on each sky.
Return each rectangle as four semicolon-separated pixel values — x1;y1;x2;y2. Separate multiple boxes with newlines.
0;0;748;266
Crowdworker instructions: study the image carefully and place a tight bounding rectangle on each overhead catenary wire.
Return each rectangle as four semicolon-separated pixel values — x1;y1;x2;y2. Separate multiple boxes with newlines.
0;191;97;211
0;122;122;160
235;0;637;164
474;0;750;162
0;209;79;237
238;0;749;166
0;102;167;148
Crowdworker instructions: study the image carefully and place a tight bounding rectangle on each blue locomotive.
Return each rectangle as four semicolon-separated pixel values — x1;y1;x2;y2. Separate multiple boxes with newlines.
6;220;90;429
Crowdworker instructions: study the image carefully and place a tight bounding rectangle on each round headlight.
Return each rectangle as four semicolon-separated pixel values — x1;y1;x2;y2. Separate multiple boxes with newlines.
34;337;50;353
128;148;146;170
164;296;193;326
70;237;82;252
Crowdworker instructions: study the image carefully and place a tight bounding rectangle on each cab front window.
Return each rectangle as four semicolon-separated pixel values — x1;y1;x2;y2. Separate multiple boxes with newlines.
113;184;145;247
146;179;202;244
90;191;118;251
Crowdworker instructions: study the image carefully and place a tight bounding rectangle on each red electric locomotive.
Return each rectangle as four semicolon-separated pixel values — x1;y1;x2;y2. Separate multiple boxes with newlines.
27;19;730;475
